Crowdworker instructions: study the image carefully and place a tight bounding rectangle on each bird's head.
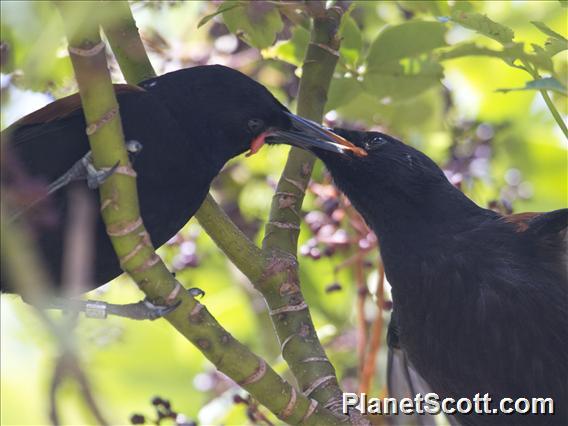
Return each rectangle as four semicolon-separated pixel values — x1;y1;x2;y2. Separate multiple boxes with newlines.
143;65;363;161
309;128;449;193
294;128;479;232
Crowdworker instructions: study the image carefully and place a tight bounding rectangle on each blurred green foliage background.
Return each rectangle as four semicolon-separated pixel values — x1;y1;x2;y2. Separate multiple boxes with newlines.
1;1;566;425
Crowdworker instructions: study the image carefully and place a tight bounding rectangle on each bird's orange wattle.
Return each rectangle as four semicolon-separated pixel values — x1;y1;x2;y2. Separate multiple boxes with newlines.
246;131;268;157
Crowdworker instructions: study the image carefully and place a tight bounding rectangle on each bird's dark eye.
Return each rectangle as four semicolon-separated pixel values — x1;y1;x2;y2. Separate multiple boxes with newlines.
247;118;265;133
364;136;387;151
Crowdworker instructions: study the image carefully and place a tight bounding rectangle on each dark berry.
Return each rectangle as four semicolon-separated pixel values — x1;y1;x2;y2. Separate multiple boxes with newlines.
130;414;145;425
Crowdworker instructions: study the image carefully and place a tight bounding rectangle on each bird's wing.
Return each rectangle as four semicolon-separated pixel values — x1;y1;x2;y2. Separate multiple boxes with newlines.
504;209;568;278
503;209;567;236
3;89;190;287
525;208;568;238
6;84;145;129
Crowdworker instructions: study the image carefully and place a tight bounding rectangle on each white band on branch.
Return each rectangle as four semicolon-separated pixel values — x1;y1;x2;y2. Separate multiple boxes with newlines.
269;301;308;315
68;40;106;57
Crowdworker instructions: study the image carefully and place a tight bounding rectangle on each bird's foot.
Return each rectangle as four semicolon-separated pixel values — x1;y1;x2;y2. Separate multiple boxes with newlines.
47;151;119;195
47;139;142;195
85;158;120;190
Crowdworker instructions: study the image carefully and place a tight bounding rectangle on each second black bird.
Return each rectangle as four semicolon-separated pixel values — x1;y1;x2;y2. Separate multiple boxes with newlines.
286;128;567;426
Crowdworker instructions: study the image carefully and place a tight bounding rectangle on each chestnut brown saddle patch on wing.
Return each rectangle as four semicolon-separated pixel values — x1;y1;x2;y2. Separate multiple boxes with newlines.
11;84;145;127
501;212;541;232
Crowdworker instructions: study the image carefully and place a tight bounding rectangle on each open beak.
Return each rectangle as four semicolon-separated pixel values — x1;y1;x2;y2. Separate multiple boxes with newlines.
265;112;367;157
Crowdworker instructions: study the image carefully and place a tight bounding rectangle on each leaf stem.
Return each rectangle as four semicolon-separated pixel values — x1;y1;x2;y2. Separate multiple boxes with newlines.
522;60;568;139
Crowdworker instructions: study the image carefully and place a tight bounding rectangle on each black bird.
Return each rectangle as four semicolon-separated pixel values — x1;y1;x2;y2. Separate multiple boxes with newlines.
1;65;358;316
285;128;567;425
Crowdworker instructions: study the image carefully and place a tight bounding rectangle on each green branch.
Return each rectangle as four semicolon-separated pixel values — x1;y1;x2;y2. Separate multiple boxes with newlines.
100;0;156;83
195;194;265;281
257;6;359;420
56;2;340;424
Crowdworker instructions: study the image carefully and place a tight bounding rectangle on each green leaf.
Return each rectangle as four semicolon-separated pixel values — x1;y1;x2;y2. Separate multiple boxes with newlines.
496;77;567;95
326;75;362;111
544;37;568;56
531;21;567;42
367;21;448;69
197;2;242;29
338;15;363;68
450;11;514;45
530;21;568;57
262;25;309;66
363;59;444;101
451;1;475;13
222;1;283;49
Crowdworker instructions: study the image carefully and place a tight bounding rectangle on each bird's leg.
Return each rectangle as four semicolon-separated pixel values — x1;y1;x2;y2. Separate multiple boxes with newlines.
48;139;142;195
30;287;204;321
10;141;143;222
37;297;181;321
48;151;118;195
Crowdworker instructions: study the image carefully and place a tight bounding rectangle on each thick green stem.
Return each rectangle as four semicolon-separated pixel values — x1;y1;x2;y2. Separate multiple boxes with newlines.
258;6;359;420
100;1;156;83
195;194;265;281
57;2;340;424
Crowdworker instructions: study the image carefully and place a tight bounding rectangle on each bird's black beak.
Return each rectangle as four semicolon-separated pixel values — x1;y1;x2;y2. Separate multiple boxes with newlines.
266;112;367;157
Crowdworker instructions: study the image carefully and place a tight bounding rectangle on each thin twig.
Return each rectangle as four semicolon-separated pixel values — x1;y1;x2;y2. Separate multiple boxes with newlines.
355;257;368;378
359;257;385;394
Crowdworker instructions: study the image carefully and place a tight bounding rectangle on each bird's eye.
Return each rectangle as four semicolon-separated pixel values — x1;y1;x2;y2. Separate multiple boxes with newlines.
247;118;265;133
364;136;387;151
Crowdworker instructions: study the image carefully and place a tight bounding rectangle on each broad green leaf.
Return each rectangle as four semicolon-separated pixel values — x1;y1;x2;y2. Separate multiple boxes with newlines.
326;75;362;111
532;39;568;59
262;25;309;66
544;38;568;56
531;21;567;42
222;1;283;49
197;2;242;28
529;22;568;58
366;21;448;69
363;59;444;101
338;15;363;68
0;1;73;91
450;11;514;45
451;1;475;14
496;77;567;95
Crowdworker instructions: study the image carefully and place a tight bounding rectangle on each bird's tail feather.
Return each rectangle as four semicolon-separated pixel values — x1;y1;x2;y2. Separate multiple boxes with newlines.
387;347;458;426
